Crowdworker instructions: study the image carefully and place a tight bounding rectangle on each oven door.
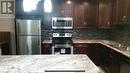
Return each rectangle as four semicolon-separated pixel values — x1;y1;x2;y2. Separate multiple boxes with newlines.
52;44;73;55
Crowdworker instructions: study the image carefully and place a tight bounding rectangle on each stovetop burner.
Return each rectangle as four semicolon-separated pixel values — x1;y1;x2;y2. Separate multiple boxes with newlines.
52;33;73;44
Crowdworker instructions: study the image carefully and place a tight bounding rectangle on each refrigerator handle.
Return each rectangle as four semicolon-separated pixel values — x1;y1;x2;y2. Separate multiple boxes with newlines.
38;22;41;54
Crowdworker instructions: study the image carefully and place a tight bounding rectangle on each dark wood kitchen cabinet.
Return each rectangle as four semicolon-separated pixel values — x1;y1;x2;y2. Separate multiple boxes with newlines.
52;0;98;29
111;50;121;73
74;43;101;65
52;0;74;17
43;0;74;29
112;0;130;24
100;45;121;73
61;0;74;17
74;1;97;29
127;0;130;23
0;32;11;55
73;4;86;29
74;43;89;54
120;55;130;73
41;43;51;54
98;0;112;29
100;45;111;73
115;0;128;23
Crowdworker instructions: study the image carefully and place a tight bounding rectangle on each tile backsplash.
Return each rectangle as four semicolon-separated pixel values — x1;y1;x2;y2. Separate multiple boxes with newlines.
110;25;130;46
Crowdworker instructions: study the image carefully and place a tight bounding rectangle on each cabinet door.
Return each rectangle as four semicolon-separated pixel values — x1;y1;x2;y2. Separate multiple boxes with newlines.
74;1;97;29
112;0;118;24
61;0;74;17
116;0;128;22
100;46;111;73
74;4;85;29
111;50;121;73
98;0;112;29
41;44;51;54
84;3;97;28
52;0;62;17
127;0;130;23
74;44;88;54
88;44;101;65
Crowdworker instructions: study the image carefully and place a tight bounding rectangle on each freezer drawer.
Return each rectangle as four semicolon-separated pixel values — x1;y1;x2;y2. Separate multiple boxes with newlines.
17;36;41;55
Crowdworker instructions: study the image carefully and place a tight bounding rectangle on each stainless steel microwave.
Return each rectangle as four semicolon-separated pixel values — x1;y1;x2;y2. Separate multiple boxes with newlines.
52;17;73;29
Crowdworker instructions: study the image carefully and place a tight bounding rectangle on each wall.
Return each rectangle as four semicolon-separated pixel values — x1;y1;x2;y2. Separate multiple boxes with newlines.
0;0;16;54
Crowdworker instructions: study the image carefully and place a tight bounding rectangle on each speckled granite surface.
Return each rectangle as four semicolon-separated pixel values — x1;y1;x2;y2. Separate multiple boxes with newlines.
0;55;100;73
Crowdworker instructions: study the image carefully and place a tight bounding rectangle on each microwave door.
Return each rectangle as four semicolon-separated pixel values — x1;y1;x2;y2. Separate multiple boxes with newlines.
52;17;73;29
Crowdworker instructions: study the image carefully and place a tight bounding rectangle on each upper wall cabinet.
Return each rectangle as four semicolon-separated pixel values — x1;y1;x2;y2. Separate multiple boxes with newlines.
43;0;98;29
42;0;74;29
74;0;98;29
127;0;130;23
61;0;74;17
98;0;112;29
112;0;130;25
52;0;74;17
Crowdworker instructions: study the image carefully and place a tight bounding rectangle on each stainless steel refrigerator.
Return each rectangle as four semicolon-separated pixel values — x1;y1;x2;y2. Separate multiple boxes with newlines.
16;19;41;55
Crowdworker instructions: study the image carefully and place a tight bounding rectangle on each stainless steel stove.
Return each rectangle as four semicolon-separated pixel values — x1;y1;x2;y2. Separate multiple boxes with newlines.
52;33;73;54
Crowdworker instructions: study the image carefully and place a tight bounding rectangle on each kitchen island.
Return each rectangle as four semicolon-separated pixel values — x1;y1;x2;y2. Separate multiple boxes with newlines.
0;55;100;73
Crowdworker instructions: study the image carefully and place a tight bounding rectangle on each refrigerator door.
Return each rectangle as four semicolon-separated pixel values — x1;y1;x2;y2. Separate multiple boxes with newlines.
17;36;41;55
16;20;41;35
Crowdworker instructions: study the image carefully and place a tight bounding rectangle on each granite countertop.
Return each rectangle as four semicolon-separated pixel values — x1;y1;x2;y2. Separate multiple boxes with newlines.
42;39;130;58
0;55;100;73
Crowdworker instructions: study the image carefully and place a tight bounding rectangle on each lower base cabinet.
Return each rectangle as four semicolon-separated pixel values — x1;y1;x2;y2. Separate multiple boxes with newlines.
120;55;130;73
41;43;51;54
74;43;101;65
100;45;121;73
74;43;122;73
1;42;11;55
111;50;121;73
42;43;129;73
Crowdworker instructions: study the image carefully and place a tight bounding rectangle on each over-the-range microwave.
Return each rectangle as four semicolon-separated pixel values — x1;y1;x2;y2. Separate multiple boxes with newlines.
52;17;73;29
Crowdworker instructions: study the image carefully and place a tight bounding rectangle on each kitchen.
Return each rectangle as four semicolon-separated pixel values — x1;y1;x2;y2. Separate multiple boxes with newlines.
0;0;130;73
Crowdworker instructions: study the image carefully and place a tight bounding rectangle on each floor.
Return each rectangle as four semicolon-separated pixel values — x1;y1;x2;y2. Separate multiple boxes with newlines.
98;66;106;73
